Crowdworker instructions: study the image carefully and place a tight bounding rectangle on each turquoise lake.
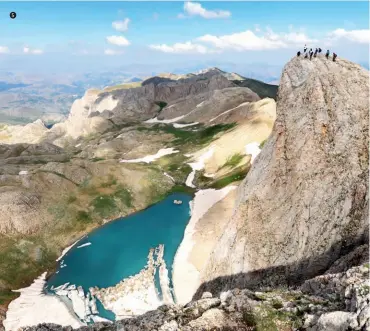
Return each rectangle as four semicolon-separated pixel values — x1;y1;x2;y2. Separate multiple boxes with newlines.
46;193;192;320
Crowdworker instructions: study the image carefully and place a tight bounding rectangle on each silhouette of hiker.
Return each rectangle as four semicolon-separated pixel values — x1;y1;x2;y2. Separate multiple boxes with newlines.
319;48;322;53
314;49;318;57
297;51;301;57
325;50;330;59
310;51;313;60
333;53;337;62
304;45;307;52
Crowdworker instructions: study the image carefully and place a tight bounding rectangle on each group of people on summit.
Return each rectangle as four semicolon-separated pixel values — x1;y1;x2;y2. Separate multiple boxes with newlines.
297;45;337;62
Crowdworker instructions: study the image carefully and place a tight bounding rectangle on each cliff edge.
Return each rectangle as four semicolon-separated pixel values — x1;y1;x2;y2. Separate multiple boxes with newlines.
199;55;369;290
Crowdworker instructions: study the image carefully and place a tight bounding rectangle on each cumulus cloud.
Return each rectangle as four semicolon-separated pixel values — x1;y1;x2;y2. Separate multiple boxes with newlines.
106;35;130;46
23;46;43;54
104;49;124;55
149;41;210;54
180;1;231;19
112;18;130;32
149;27;323;54
197;29;317;51
329;28;370;44
0;46;9;54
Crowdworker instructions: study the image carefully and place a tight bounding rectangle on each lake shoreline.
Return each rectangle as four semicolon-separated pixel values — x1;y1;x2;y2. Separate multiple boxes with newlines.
5;187;196;330
45;184;196;284
172;186;237;305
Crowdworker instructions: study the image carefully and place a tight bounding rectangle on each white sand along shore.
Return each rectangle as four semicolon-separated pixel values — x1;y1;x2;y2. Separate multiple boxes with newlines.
4;273;83;331
172;186;237;305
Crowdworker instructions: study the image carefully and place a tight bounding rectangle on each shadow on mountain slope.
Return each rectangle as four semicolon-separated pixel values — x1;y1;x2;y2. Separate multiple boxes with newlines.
193;235;369;300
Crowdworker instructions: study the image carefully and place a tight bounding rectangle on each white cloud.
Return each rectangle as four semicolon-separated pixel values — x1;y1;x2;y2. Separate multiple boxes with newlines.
23;46;43;54
198;29;317;51
181;1;231;19
112;18;130;32
149;27;322;55
329;28;370;44
149;41;210;54
106;35;130;46
104;49;124;55
0;46;9;54
197;31;286;51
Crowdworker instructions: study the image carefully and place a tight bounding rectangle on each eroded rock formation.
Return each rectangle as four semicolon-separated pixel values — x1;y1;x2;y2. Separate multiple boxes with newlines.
199;56;369;290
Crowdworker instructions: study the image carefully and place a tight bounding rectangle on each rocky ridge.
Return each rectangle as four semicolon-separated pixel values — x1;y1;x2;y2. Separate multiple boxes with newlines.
200;55;369;290
19;263;370;331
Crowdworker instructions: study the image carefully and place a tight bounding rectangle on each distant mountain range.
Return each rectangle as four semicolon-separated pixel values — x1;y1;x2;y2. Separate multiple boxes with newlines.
0;64;281;125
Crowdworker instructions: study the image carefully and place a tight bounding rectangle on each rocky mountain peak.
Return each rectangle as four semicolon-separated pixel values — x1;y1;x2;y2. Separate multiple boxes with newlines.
199;55;369;290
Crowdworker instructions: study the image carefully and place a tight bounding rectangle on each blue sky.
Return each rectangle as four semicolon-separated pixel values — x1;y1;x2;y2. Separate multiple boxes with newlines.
0;1;369;75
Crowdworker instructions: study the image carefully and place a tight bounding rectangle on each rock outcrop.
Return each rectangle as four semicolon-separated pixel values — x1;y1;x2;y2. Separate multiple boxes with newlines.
0;119;48;144
199;56;369;291
19;263;370;331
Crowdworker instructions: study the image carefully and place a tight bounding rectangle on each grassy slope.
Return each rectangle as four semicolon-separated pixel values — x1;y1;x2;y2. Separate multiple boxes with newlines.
0;121;252;312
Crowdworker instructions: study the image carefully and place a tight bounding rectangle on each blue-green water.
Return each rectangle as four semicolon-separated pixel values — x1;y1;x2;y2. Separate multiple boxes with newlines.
46;193;192;320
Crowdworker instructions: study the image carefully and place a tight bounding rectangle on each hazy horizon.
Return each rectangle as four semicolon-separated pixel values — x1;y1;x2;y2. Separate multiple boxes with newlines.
0;1;368;82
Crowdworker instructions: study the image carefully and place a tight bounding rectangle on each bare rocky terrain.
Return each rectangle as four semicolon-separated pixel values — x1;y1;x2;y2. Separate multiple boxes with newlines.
0;57;368;331
0;67;274;326
201;55;369;289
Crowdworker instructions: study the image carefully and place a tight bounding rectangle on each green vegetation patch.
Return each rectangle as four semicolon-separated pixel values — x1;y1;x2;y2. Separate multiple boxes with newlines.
138;123;236;147
91;195;119;218
154;101;168;113
76;210;93;223
260;139;267;148
154;153;193;183
220;153;244;169
91;157;105;162
90;184;133;218
0;289;19;305
208;165;250;189
0;235;57;293
242;304;303;331
114;185;133;207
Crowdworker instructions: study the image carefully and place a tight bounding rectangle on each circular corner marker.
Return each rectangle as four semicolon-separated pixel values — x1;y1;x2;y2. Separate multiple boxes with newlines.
10;12;16;19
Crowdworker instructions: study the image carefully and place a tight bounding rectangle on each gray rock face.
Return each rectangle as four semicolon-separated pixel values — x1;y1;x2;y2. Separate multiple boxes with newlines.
200;56;369;288
19;264;370;331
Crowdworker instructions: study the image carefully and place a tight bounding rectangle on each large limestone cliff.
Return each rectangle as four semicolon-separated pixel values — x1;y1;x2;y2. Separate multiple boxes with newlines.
199;56;369;290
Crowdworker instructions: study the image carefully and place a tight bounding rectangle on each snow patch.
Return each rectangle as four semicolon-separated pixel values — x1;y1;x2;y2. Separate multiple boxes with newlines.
173;122;199;128
245;142;261;164
185;147;214;188
209;101;250;123
144;115;185;124
172;186;237;305
3;273;83;331
77;242;92;249
120;148;178;164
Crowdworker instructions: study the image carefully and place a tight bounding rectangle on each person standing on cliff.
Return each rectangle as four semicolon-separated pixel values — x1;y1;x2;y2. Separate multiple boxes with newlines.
333;53;337;62
326;50;330;59
310;51;313;60
304;44;307;53
297;51;301;57
314;48;318;57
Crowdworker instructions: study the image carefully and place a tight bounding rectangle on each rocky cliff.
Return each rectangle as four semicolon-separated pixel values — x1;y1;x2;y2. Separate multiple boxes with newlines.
199;55;369;291
18;263;370;331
